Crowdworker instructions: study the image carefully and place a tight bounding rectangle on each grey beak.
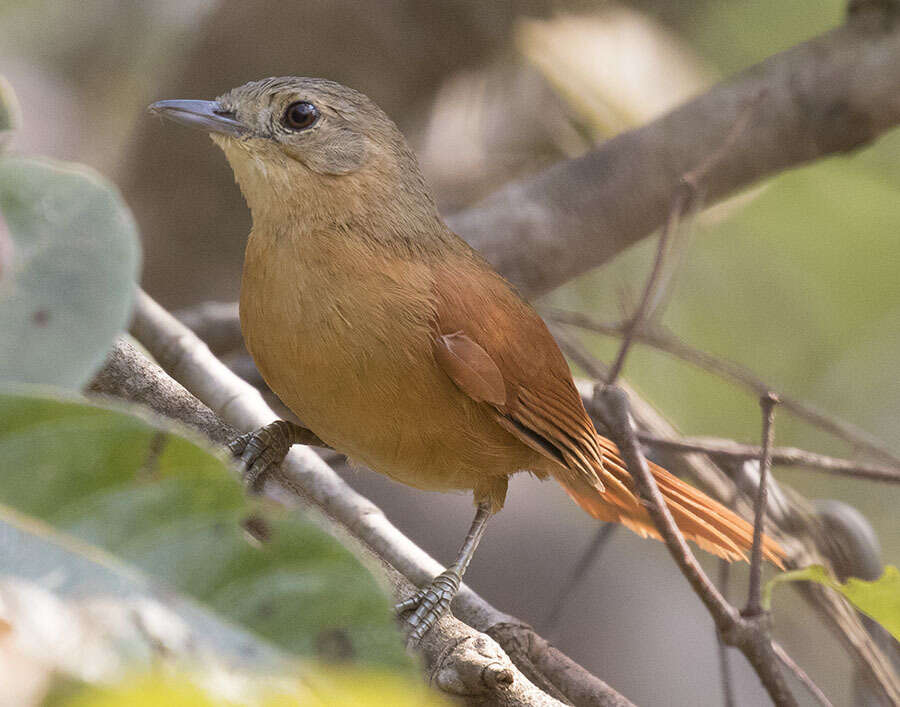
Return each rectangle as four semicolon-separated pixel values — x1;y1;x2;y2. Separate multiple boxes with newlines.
148;99;247;137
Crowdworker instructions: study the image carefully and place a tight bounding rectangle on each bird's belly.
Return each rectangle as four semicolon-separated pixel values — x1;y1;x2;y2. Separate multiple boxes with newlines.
239;265;532;494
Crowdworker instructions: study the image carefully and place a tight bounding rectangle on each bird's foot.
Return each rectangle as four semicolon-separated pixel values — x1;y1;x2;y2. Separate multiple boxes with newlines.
395;568;461;644
228;420;296;491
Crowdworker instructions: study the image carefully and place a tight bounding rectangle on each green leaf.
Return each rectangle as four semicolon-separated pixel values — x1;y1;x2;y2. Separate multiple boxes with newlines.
0;389;411;671
0;75;20;150
0;157;141;389
49;667;447;707
0;504;289;674
765;564;900;641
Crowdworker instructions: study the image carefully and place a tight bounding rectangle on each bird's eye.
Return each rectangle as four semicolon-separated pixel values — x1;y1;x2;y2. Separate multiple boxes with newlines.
283;101;318;130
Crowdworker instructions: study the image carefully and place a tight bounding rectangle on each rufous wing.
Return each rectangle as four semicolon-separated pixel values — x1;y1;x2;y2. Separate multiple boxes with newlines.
433;332;506;406
431;257;607;491
429;253;785;567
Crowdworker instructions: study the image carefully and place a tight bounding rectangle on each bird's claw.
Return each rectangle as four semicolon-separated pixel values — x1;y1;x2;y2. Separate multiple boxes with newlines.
229;421;294;491
395;568;461;644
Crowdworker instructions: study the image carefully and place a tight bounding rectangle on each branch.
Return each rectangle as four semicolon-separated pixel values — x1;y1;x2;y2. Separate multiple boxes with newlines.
605;190;684;384
98;292;635;707
173;301;241;356
93;339;567;706
567;374;900;704
545;309;900;467
716;561;737;707
746;394;779;618
772;641;835;707
595;385;798;706
449;9;900;298
636;434;900;484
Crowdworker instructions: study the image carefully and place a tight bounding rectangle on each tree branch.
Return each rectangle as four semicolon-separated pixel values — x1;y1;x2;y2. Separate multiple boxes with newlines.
636;434;900;484
746;394;779;618
556;366;898;705
97;292;635;707
595;385;798;706
449;9;900;299
545;309;900;467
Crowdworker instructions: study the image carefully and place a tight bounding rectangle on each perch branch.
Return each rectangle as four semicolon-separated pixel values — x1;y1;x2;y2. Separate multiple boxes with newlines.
92;339;570;706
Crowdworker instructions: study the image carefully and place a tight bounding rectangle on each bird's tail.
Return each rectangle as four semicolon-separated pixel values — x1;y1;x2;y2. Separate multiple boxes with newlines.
553;437;785;567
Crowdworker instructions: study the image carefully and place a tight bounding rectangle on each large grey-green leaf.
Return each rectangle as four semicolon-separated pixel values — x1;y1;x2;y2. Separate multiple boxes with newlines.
0;509;440;705
0;76;19;151
0;390;410;671
0;158;140;388
0;504;289;673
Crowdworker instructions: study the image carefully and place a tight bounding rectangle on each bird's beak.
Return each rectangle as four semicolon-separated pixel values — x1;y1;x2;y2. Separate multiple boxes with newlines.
148;99;247;137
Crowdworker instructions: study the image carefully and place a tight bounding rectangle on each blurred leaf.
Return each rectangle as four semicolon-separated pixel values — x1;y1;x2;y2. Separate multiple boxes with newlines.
516;9;713;140
0;158;141;389
0;390;411;671
289;666;449;706
0;75;20;150
51;666;446;707
0;507;294;705
0;504;287;662
764;564;900;640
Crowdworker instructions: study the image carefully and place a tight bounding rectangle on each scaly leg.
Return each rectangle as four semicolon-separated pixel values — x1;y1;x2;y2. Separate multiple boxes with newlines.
396;502;493;643
229;420;329;490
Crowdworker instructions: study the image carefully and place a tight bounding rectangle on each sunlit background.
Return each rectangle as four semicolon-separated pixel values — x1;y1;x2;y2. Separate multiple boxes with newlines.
3;1;898;704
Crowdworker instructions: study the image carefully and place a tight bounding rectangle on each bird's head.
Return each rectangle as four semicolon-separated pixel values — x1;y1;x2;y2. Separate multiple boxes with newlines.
149;77;438;230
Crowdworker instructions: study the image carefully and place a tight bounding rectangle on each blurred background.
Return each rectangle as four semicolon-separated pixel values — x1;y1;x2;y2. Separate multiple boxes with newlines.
3;0;898;704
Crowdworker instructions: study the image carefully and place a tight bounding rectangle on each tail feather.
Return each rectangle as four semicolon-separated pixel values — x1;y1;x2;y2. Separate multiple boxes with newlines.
552;444;785;568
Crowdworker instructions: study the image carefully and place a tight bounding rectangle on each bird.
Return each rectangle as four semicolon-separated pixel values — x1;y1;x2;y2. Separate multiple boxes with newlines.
149;77;784;642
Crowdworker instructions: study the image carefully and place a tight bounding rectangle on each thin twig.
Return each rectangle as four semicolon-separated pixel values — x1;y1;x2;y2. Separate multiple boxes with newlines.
603;97;755;385
716;560;736;707
543;524;617;636
636;434;900;484
746;393;779;617
595;385;799;706
546;309;900;467
551;325;609;381
772;641;835;707
594;387;735;623
605;192;684;384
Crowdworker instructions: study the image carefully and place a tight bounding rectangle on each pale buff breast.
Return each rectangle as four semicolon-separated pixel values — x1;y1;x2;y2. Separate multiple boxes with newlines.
238;229;538;499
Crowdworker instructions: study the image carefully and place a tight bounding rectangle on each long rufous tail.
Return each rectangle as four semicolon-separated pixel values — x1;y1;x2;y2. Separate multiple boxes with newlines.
553;436;785;567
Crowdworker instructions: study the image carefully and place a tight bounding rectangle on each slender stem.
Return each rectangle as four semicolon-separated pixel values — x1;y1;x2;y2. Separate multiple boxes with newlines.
596;385;798;706
716;560;736;707
606;192;684;384
746;393;779;617
635;434;900;484
596;386;736;626
772;641;834;707
543;524;617;634
546;309;900;467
